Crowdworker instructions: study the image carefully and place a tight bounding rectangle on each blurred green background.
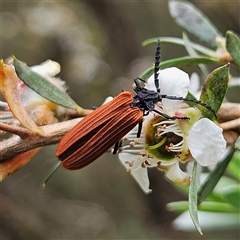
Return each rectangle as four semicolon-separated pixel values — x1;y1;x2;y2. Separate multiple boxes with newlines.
1;1;239;239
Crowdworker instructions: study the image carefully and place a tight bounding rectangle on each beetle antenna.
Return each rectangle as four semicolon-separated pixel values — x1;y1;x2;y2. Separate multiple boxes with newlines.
154;39;161;93
161;94;217;118
137;77;146;83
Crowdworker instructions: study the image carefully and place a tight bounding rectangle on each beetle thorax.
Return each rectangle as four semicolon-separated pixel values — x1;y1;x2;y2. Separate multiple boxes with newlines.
130;87;161;112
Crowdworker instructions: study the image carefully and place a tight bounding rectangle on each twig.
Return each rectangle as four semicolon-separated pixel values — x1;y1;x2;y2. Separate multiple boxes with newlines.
0;122;34;139
0;118;82;162
217;103;240;121
219;118;240;130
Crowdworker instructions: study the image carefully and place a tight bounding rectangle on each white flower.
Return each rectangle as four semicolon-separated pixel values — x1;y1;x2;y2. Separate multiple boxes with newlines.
31;59;61;77
146;67;189;109
118;67;226;193
187;118;226;166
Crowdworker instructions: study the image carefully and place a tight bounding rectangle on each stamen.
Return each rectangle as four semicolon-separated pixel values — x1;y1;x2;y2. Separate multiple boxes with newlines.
166;139;184;152
154;121;184;138
130;141;135;147
125;160;134;167
140;152;154;158
145;160;151;166
141;162;146;168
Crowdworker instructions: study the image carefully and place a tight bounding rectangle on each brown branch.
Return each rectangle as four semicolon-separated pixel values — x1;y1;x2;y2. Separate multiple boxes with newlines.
217;103;240;121
219;118;240;131
0;118;82;162
0;122;34;139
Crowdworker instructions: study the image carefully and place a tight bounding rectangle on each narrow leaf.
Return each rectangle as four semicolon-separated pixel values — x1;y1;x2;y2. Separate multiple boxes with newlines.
167;201;189;212
161;56;220;68
140;56;221;80
189;161;203;235
199;201;239;213
199;63;229;119
169;0;221;48
222;185;240;209
142;37;217;57
182;32;209;79
198;147;236;205
227;150;240;180
167;201;239;213
226;30;240;67
42;162;61;188
13;57;83;113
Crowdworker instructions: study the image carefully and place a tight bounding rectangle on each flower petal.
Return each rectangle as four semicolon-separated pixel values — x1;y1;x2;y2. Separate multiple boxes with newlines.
187;118;226;166
31;60;61;77
162;161;190;186
118;152;152;194
146;67;190;109
189;72;201;99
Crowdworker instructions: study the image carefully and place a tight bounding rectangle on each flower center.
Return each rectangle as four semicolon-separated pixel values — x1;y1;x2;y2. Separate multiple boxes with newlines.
145;116;189;162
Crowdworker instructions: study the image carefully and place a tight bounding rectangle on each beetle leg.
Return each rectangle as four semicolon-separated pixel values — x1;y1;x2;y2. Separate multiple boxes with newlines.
137;119;143;138
112;140;122;155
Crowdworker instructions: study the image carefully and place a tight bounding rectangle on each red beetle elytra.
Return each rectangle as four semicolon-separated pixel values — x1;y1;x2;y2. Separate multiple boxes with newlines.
56;40;216;170
56;91;143;170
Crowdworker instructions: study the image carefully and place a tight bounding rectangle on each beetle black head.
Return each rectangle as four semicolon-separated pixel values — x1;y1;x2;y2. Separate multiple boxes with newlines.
131;78;161;115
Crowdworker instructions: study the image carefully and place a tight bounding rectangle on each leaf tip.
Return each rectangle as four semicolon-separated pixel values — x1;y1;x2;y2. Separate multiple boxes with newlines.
76;105;84;115
35;128;43;136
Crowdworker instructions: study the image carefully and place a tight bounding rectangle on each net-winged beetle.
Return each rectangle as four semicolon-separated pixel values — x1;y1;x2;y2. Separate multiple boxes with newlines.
56;40;216;170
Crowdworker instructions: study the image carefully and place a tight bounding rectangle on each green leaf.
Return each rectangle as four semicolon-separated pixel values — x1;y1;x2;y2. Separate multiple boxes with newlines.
227;150;240;180
198;202;239;213
161;56;221;68
189;161;203;235
226;30;240;67
139;67;154;80
167;201;239;213
199;63;229;119
198;147;236;205
13;57;83;113
182;32;209;79
206;175;239;203
167;201;189;212
140;57;221;80
142;37;217;57
168;0;221;49
222;185;240;209
42;162;61;188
